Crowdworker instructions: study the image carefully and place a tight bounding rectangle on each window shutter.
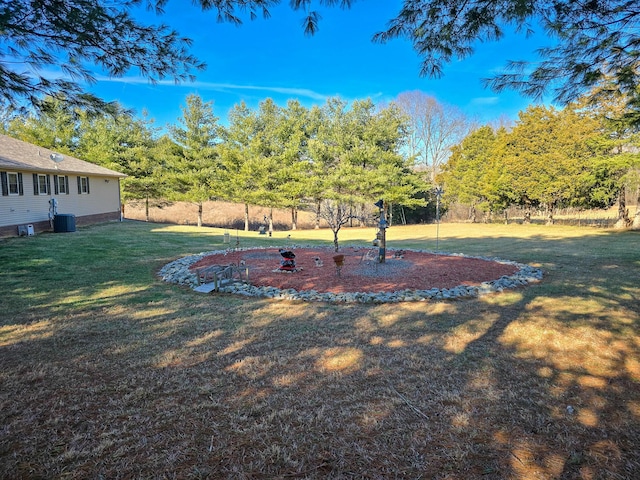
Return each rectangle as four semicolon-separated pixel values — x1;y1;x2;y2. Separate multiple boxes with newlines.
77;176;81;194
65;176;69;195
86;177;90;194
54;175;59;194
1;172;7;196
18;173;23;195
33;173;38;195
46;175;51;195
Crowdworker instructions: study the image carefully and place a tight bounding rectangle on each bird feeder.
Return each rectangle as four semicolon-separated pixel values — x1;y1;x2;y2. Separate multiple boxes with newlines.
374;199;387;263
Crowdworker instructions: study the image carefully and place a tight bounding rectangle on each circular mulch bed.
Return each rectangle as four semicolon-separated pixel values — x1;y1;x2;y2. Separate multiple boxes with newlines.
189;247;520;294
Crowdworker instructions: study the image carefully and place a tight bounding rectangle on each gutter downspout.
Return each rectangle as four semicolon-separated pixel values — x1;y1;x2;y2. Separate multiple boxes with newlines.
118;177;123;222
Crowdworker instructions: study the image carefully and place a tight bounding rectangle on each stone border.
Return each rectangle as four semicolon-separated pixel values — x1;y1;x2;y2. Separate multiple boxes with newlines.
157;245;543;303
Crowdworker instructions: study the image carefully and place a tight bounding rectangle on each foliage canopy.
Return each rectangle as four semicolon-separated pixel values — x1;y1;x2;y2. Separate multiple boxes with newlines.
375;0;640;111
0;0;204;113
439;101;640;224
2;0;639;114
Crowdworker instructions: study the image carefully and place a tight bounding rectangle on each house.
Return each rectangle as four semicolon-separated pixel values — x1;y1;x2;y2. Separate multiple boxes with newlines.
0;134;126;237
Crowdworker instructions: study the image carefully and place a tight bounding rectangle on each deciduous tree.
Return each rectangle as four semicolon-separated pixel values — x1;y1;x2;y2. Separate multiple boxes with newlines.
393;91;472;181
319;199;352;252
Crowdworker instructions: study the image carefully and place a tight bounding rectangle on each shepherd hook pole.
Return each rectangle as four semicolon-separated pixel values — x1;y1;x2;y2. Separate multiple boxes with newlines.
435;187;444;253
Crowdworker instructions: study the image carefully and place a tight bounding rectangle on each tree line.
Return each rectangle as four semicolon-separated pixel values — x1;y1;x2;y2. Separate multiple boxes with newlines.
3;1;639;235
439;95;640;228
1;94;430;247
4;85;639;234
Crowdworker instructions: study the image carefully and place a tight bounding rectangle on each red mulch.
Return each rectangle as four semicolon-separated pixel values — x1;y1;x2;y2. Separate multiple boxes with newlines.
190;247;519;294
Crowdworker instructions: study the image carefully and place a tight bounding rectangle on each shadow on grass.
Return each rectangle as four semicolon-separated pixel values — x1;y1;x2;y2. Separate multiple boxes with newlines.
0;222;638;478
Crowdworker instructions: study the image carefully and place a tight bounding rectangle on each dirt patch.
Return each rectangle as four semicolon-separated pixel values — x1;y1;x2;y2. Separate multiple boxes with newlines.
190;247;519;294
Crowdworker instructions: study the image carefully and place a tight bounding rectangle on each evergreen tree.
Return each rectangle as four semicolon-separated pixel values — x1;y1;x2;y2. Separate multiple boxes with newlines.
500;105;602;223
575;86;640;227
275;100;314;231
76;107;166;218
249;98;288;233
440;125;499;222
6;97;79;153
1;0;203;113
168;94;222;227
375;1;640;116
310;97;425;247
218;101;262;231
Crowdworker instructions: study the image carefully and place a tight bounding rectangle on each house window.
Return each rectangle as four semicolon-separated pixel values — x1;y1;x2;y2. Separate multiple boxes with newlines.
77;176;90;194
54;175;69;195
1;171;23;196
38;174;48;194
8;172;19;195
32;173;51;195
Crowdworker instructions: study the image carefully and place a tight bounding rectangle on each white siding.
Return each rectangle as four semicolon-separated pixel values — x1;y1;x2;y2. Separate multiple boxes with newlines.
0;173;121;227
56;176;120;216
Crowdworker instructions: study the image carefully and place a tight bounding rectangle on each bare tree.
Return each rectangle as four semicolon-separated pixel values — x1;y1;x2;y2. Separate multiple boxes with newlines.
487;115;514;132
319;200;352;252
393;91;473;181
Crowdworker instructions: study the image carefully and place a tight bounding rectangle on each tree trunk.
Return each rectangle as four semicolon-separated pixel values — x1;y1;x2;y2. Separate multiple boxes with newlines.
333;229;340;251
615;188;631;229
315;202;321;229
268;208;274;235
469;204;477;223
197;202;203;227
145;194;149;222
546;203;554;225
244;203;249;231
291;207;298;231
633;187;640;230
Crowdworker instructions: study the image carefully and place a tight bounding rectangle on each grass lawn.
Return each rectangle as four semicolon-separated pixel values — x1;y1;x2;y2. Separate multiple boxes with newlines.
1;220;638;479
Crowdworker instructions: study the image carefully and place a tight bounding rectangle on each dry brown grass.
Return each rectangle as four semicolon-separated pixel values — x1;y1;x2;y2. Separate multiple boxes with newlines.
124;200;324;230
1;221;638;479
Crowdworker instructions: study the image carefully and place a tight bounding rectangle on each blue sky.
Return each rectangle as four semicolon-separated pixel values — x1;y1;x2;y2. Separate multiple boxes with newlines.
87;0;552;130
